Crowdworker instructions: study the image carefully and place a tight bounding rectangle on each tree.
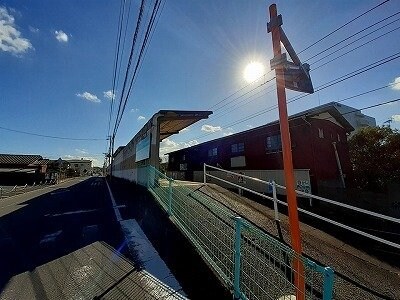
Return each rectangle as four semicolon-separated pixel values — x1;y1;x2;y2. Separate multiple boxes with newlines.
349;126;400;192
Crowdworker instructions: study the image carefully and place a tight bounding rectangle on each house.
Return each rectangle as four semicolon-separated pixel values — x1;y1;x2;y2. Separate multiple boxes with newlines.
0;154;49;185
319;102;376;135
167;103;355;194
66;159;92;176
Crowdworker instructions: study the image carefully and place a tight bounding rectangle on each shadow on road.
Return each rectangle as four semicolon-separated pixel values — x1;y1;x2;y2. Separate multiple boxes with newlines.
0;177;125;296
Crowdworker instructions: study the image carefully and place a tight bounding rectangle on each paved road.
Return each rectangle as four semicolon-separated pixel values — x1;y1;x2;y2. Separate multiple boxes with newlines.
0;177;230;300
0;177;191;299
0;177;127;298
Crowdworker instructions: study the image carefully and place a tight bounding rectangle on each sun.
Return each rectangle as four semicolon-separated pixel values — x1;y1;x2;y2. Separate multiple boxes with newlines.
243;61;265;83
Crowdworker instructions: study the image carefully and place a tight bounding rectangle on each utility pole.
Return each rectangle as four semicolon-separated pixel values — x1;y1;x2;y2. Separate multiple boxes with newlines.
110;134;115;178
267;4;314;299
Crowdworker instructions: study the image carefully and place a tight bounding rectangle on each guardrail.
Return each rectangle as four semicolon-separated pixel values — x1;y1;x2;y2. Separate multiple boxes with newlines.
203;164;400;250
143;166;334;300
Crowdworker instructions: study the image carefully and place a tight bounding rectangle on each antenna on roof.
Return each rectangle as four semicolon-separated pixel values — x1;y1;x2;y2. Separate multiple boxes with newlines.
383;118;392;128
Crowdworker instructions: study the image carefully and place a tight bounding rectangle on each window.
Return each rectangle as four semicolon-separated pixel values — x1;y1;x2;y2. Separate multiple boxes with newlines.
182;154;186;161
318;128;324;138
231;142;244;153
208;147;218;157
266;135;282;152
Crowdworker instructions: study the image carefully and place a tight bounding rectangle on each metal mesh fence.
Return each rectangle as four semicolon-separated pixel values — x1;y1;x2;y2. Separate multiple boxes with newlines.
143;166;334;300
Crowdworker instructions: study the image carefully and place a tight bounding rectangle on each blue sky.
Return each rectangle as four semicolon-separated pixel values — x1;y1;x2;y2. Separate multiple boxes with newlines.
1;0;400;166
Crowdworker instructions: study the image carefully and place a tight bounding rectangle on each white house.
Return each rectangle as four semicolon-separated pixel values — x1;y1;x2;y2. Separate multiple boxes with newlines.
66;159;92;176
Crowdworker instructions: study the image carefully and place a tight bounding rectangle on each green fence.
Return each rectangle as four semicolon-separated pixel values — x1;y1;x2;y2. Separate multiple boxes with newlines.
144;166;334;300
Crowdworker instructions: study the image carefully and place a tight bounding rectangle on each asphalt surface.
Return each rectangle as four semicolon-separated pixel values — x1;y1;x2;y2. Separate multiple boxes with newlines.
0;177;230;300
0;177;125;298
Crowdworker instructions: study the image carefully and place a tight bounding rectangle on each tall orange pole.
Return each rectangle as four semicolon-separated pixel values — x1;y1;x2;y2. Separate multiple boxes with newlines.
268;4;305;299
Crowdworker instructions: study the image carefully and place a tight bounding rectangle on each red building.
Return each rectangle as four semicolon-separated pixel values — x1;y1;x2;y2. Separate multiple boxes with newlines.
167;104;354;194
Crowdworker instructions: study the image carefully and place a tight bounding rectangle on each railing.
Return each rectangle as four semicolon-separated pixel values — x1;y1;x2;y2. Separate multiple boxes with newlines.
203;164;400;250
143;166;334;300
0;180;58;199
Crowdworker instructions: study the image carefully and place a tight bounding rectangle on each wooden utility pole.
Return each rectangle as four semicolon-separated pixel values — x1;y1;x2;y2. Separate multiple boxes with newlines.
268;4;305;299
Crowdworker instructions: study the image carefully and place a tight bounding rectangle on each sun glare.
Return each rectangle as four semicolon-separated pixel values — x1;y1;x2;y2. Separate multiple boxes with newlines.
243;61;265;83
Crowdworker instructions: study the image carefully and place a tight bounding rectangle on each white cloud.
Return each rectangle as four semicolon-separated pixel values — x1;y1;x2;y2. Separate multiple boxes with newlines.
390;77;400;90
75;148;88;154
55;30;68;43
29;26;39;33
201;124;222;132
0;7;33;55
392;115;400;122
246;124;254;129
103;90;115;100
130;108;139;113
76;92;100;103
159;138;199;156
137;115;146;121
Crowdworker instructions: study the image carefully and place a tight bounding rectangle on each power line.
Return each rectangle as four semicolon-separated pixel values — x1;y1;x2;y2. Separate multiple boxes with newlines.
188;7;396;133
207;70;274;111
311;25;400;71
212;83;277;122
191;31;394;133
287;51;400;105
107;0;126;137
212;77;276;112
163;2;397;154
191;77;276;130
207;3;391;116
114;0;164;134
304;11;400;62
183;80;400;144
112;0;164;136
298;0;390;54
177;96;400;150
284;98;400;132
133;0;166;83
106;0;127;158
185;46;400;145
0;126;106;141
310;22;400;68
112;0;147;138
193;80;277;130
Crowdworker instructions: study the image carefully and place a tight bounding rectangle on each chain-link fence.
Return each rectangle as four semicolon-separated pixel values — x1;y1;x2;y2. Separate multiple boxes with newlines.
143;166;334;300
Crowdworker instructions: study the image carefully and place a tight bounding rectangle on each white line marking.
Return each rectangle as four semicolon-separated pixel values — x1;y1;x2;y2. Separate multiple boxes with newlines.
45;209;98;217
105;179;122;222
40;230;62;244
120;219;184;293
